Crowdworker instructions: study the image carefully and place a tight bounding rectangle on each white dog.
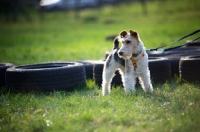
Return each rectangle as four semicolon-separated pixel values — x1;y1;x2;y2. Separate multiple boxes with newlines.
102;30;153;95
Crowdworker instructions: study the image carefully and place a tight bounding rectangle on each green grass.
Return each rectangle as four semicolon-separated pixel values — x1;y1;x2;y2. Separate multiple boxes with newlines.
1;80;200;132
0;0;200;131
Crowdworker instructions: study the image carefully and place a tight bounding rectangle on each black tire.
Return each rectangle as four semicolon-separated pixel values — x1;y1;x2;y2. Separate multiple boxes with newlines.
179;75;200;82
74;60;99;79
164;47;200;55
151;74;171;83
148;47;200;78
165;48;200;77
179;70;200;75
6;62;86;92
148;57;171;83
93;60;104;74
149;57;170;69
186;40;200;47
163;56;180;77
179;66;199;71
0;63;14;87
179;56;200;66
179;56;200;82
146;50;166;57
166;55;184;78
147;47;200;57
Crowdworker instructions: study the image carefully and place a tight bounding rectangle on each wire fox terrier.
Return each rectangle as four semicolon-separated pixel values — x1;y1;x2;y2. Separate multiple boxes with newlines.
102;30;153;95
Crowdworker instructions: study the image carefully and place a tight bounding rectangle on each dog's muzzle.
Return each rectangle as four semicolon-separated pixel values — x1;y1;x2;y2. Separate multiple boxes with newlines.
117;51;132;59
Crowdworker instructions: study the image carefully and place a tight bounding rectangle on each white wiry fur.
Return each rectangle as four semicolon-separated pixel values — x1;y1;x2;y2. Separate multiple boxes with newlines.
102;30;153;95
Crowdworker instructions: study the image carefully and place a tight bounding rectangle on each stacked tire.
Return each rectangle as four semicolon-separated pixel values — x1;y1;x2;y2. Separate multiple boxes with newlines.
149;57;171;83
186;40;200;47
147;47;200;77
75;60;99;79
179;56;200;82
0;63;14;87
5;62;86;92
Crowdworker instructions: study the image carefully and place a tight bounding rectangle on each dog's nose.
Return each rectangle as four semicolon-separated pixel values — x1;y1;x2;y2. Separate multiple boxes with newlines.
118;52;124;56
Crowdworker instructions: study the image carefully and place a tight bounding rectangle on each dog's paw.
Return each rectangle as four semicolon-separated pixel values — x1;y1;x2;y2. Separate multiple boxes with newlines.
102;86;110;96
125;88;135;95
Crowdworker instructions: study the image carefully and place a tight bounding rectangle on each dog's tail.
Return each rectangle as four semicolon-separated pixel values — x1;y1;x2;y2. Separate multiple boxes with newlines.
113;36;120;49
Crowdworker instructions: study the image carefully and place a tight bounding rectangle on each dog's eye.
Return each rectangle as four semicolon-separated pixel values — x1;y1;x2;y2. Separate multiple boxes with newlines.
126;40;131;44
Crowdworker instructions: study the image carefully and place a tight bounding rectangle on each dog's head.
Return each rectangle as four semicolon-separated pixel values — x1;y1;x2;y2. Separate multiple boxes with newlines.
113;30;139;59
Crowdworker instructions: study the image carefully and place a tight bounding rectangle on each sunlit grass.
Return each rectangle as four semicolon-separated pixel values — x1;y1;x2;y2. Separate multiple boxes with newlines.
1;80;200;132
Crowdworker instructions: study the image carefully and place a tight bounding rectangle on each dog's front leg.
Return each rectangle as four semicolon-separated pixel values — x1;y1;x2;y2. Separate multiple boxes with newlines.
124;60;136;94
138;68;153;92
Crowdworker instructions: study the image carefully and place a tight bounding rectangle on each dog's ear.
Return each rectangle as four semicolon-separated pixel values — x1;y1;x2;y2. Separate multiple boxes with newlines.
129;30;139;41
113;36;119;49
119;30;128;38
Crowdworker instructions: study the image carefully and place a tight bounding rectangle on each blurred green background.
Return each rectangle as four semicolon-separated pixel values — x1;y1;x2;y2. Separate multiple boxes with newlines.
0;0;199;65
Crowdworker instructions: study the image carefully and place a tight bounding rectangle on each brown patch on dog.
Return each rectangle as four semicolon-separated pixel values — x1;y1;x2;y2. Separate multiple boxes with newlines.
113;36;119;49
119;30;128;38
129;30;138;41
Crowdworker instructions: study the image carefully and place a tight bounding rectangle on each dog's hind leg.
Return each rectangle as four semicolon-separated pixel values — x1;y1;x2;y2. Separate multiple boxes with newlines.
118;67;125;87
102;54;119;96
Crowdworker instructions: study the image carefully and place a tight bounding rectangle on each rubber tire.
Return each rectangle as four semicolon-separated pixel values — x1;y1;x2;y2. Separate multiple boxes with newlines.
148;57;171;83
146;50;166;57
147;47;200;57
0;63;14;87
163;56;181;77
186;40;200;47
179;56;200;82
169;49;200;77
93;61;104;74
148;48;200;77
6;62;86;92
74;60;99;79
